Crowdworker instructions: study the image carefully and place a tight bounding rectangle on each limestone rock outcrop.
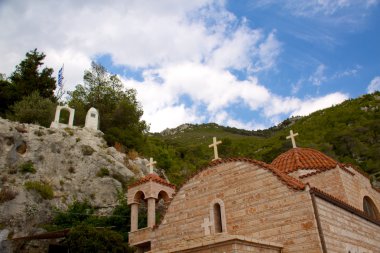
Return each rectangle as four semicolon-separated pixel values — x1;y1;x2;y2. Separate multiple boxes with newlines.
0;117;147;238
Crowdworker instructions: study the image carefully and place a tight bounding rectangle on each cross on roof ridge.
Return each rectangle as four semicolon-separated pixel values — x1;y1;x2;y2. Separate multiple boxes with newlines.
147;157;157;174
286;130;299;148
208;137;222;161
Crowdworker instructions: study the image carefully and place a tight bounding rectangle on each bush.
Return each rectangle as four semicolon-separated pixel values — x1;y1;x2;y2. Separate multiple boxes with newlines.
65;224;129;253
0;187;18;203
24;181;54;199
19;161;36;174
81;145;95;156
10;91;55;127
97;167;110;177
53;200;95;228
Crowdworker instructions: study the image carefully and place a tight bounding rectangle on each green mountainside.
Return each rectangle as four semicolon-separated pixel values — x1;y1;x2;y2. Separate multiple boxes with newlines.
143;92;380;185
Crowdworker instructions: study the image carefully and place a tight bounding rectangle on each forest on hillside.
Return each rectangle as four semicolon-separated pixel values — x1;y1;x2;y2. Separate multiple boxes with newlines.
143;92;380;185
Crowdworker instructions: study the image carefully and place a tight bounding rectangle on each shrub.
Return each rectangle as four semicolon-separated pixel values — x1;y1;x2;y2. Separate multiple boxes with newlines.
65;224;128;253
81;145;95;156
64;128;74;136
0;187;18;203
24;181;54;199
127;149;139;160
19;161;36;174
68;166;76;173
96;167;110;177
10;91;55;127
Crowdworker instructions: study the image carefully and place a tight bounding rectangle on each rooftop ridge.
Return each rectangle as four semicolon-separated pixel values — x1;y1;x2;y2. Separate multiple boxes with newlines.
128;173;176;189
272;147;338;174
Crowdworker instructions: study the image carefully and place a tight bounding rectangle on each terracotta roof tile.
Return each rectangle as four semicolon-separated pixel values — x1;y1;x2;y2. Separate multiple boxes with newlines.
271;148;338;174
128;173;176;189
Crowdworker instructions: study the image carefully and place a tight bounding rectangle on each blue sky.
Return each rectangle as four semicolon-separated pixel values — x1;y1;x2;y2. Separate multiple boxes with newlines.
1;0;379;132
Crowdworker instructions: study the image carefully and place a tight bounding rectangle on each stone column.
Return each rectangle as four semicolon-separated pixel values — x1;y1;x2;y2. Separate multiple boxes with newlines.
147;198;156;228
130;203;139;232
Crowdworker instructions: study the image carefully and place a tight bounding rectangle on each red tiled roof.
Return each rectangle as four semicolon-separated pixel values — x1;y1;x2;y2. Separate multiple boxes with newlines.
271;148;338;174
128;173;176;189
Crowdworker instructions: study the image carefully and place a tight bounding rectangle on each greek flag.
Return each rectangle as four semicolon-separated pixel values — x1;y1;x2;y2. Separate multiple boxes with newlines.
58;65;64;88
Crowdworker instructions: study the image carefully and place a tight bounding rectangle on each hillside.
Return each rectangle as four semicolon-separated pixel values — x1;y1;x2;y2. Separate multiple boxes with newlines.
0;118;153;241
143;92;380;185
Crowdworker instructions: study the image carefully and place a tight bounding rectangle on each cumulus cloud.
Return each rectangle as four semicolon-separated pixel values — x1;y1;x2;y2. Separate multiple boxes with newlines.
0;0;350;132
367;76;380;93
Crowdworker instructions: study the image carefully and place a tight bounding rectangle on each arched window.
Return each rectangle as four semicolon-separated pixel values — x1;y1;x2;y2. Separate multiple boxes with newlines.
363;196;379;219
210;199;227;234
213;203;222;233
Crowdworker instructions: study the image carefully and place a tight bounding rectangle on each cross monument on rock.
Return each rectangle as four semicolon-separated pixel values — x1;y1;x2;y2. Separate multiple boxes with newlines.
147;157;157;174
209;137;222;161
286;130;299;148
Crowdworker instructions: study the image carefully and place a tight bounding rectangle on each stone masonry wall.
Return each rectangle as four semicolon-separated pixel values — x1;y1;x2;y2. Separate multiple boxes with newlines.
300;168;349;203
338;167;380;211
151;161;323;253
301;167;380;213
316;197;380;253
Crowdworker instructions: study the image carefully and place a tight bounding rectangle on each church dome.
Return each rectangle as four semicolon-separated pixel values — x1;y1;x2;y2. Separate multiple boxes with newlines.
271;147;338;174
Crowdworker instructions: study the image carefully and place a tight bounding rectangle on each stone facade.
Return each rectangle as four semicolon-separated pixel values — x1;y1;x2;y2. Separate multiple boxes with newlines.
128;149;380;253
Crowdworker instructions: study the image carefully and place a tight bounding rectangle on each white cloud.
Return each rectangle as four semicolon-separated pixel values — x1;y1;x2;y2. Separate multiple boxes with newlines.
367;76;380;93
263;92;348;118
0;0;352;133
254;0;379;17
291;92;348;116
309;64;327;86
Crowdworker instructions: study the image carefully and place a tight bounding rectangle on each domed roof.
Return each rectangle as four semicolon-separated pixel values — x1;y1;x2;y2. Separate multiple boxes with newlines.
271;148;338;174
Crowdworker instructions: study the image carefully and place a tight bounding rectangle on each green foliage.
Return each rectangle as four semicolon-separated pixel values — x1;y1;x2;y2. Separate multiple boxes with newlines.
53;200;96;228
143;92;380;185
19;161;36;174
65;224;130;253
68;62;148;150
0;49;56;116
9;91;55;127
24;181;54;199
81;145;95;156
97;167;110;177
50;199;136;251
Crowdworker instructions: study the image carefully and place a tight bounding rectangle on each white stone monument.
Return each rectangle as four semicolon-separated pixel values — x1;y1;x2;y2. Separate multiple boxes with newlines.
85;107;99;130
50;105;75;129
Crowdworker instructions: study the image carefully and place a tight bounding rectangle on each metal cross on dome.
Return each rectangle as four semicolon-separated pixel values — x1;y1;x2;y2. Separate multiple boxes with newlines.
147;157;157;174
286;130;299;148
209;137;222;161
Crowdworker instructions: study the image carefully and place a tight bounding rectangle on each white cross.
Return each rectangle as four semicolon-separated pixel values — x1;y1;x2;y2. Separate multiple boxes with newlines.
286;130;299;148
147;157;156;174
201;217;213;236
208;137;222;161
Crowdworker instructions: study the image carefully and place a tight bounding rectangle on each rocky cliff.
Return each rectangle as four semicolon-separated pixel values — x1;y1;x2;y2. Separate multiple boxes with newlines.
0;117;149;239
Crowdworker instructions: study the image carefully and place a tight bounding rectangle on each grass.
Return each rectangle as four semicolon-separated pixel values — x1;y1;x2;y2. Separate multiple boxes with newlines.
24;181;54;199
96;167;110;177
19;161;36;174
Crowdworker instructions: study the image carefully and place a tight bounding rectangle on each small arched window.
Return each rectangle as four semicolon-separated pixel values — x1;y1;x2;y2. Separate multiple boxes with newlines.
213;203;222;233
210;199;227;234
363;196;379;220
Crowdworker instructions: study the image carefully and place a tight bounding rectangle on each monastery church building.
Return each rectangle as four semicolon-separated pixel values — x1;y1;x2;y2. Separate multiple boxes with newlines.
127;131;380;253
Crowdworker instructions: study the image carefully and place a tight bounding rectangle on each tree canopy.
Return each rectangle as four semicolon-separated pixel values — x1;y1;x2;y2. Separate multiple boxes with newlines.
0;49;56;116
68;62;149;151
